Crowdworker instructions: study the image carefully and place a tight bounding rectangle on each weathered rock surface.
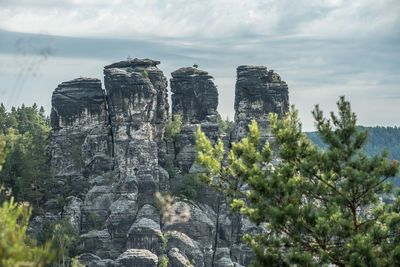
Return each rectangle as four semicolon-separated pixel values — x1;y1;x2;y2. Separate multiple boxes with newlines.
168;248;191;267
49;78;113;198
232;66;289;143
171;67;218;124
104;58;168;143
43;59;289;267
78;253;115;267
115;249;158;267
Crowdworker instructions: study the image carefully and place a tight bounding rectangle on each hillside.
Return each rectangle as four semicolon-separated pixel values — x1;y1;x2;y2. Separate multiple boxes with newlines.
307;126;400;187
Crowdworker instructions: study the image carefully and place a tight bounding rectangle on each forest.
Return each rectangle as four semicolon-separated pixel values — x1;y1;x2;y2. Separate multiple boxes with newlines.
307;126;400;187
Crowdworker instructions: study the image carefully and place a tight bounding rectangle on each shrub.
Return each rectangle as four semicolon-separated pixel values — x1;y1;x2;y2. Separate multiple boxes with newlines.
165;156;176;179
182;173;201;200
164;115;182;143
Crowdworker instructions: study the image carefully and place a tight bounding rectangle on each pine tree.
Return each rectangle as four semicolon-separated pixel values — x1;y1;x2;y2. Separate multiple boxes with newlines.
0;146;55;266
0;105;52;212
195;96;400;266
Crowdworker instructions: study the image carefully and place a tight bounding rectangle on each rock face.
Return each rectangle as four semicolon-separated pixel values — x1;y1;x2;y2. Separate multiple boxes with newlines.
171;67;218;124
43;59;289;267
232;66;289;143
49;78;113;199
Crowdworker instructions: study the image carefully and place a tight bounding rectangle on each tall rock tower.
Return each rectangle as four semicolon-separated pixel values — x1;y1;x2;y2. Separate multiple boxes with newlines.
231;66;289;144
45;60;291;267
171;67;218;124
170;67;220;172
49;78;114;198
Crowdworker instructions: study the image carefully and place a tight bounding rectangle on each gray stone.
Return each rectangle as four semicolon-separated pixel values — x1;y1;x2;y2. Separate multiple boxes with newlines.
171;67;218;124
231;66;289;144
165;231;204;267
115;249;158;267
49;78;113;198
136;204;161;224
81;230;113;259
63;196;83;231
78;253;115;267
168;248;191;267
126;218;162;254
164;200;216;266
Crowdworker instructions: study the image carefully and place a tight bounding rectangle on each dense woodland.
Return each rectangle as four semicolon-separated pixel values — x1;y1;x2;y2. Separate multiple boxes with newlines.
0;103;81;266
0;103;53;212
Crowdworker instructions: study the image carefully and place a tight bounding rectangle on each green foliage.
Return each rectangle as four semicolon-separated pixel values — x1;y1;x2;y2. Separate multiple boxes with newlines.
182;173;202;200
88;211;102;230
193;64;198;68
103;173;115;184
158;256;169;267
57;196;66;210
70;256;84;267
165;156;176;179
0;140;5;172
307;126;400;187
51;219;81;267
143;70;149;79
0;104;53;212
37;218;81;267
0;187;55;266
196;96;400;266
158;232;168;253
71;145;84;171
164;115;182;143
217;114;234;135
271;73;281;82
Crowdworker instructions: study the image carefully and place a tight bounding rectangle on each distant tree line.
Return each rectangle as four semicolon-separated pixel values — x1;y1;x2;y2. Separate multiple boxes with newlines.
307;126;400;187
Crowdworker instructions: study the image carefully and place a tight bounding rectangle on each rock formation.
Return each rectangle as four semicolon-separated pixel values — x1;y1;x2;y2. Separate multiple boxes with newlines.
49;78;113;199
42;59;289;267
232;66;289;144
171;67;218;124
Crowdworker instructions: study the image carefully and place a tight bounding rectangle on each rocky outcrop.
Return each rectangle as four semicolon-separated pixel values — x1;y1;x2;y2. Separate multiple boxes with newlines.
232;66;289;143
49;78;114;200
115;249;158;267
171;67;218;124
43;59;289;267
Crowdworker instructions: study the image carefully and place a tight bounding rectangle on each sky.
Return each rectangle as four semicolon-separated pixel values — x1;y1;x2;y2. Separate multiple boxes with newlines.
0;0;399;131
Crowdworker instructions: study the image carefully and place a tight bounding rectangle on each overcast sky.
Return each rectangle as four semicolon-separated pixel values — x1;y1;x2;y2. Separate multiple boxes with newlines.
0;0;399;131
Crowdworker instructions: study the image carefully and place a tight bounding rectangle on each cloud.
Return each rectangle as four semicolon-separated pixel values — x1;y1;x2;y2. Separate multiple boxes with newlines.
0;0;399;39
0;1;399;130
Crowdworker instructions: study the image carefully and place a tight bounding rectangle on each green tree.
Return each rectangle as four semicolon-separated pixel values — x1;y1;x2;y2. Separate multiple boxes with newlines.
165;114;182;143
37;218;81;267
0;193;56;266
51;219;81;267
0;105;52;212
217;114;234;136
0;140;5;172
0;134;56;267
195;97;400;266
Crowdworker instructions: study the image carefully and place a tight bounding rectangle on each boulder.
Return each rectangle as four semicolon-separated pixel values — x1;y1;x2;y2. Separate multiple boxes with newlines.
115;249;158;267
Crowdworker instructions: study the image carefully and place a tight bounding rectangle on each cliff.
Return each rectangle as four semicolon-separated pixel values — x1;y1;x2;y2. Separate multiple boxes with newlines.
42;59;289;267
